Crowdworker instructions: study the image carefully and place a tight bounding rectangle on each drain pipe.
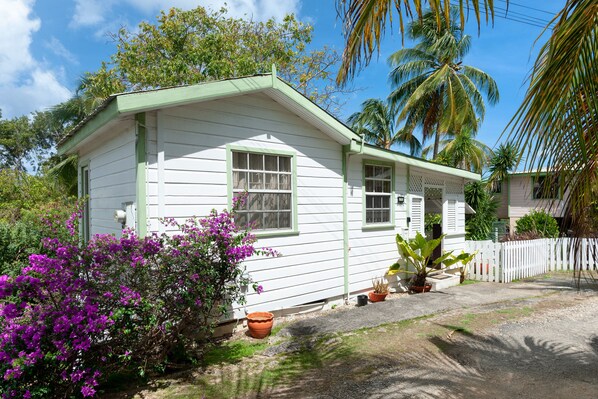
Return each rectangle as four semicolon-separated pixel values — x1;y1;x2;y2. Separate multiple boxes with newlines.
342;139;362;304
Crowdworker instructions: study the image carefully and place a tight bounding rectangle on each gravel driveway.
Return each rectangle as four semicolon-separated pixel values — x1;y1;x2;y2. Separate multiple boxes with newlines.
277;276;598;399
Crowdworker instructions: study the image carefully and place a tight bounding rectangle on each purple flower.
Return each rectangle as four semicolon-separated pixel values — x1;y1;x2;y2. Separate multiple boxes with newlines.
81;385;96;397
256;285;264;295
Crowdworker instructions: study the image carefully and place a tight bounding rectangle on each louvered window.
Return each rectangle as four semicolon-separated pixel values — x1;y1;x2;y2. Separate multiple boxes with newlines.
410;196;424;236
447;199;457;231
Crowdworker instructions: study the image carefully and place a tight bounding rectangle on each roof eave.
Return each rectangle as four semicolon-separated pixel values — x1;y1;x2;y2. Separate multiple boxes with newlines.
346;142;481;181
57;74;360;154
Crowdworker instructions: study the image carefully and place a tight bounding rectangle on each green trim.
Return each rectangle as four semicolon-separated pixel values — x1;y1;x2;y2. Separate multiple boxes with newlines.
507;175;511;218
270;81;360;144
226;144;298;236
342;146;349;298
57;101;119;155
531;175;563;200
135;113;147;236
362;159;396;229
58;74;360;154
361;224;395;231
79;162;90;243
348;141;480;181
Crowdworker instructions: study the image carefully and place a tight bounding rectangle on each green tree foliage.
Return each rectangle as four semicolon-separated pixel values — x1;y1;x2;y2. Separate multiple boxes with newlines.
347;98;421;154
0;170;77;275
0;111;57;171
515;210;560;238
82;6;354;114
424;128;493;173
465;181;498;240
335;0;495;84
508;0;597;236
388;9;499;158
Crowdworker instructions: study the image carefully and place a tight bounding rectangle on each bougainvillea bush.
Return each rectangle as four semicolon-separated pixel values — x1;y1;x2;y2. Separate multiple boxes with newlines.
0;196;273;398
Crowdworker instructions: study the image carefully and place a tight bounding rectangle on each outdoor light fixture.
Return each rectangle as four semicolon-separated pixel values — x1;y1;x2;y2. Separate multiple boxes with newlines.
397;194;406;205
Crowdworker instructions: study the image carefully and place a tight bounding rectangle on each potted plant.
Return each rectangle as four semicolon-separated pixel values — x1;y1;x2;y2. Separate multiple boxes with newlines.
388;232;475;293
246;311;274;339
368;277;389;302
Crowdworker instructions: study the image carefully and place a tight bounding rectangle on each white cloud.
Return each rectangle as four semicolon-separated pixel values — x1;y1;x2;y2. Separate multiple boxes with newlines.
71;0;301;29
0;0;71;117
45;37;79;65
70;0;110;27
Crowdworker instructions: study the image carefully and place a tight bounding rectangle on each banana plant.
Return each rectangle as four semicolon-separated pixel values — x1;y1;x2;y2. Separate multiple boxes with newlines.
388;232;475;289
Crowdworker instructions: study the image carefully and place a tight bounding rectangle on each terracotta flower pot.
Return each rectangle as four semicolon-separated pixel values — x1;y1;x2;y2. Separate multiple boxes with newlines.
368;291;388;302
246;311;274;339
410;284;432;293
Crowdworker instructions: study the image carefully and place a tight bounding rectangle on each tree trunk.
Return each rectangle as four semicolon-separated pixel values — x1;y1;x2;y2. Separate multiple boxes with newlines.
433;120;441;158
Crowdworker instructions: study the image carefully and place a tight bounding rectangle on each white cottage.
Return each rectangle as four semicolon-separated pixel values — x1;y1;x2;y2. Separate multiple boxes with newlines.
57;72;480;316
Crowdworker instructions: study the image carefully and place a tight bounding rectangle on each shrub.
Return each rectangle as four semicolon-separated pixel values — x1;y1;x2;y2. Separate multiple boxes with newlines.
515;210;560;238
0;202;80;277
465;182;498;240
0;196;274;398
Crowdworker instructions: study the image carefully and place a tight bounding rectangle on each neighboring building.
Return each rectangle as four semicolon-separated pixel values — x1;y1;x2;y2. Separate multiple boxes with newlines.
495;170;567;234
57;72;480;317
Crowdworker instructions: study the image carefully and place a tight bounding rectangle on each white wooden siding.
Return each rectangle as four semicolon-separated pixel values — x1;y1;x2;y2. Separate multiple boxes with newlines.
148;93;345;316
78;121;136;237
346;155;408;294
508;174;568;223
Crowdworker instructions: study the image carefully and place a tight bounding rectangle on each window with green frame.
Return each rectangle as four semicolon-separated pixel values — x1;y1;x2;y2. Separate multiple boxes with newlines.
532;175;560;200
364;163;393;224
231;150;293;230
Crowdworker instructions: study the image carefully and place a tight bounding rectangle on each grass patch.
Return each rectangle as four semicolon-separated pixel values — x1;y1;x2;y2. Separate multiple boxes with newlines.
460;279;479;285
270;322;287;336
203;340;268;366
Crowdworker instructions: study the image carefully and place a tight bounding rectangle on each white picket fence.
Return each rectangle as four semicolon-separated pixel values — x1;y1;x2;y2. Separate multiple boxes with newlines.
465;238;598;283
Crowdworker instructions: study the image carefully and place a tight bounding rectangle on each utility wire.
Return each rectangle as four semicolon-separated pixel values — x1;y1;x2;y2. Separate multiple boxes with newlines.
496;0;558;16
453;2;555;30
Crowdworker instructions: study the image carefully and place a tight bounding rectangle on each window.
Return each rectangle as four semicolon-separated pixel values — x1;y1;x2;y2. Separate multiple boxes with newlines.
533;175;560;199
232;151;293;231
364;164;392;224
81;166;90;242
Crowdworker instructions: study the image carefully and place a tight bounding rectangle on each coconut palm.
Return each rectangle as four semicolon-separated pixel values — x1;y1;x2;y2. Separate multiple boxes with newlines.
347;98;421;155
507;0;597;236
335;0;495;84
422;128;493;173
388;9;499;158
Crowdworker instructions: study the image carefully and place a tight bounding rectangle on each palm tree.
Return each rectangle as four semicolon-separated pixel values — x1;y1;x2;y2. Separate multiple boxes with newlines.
347;98;421;155
507;0;597;236
422;128;493;173
487;142;519;193
335;0;495;84
388;9;499;158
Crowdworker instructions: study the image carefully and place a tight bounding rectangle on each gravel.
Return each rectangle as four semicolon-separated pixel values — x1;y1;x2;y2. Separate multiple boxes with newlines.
276;276;598;399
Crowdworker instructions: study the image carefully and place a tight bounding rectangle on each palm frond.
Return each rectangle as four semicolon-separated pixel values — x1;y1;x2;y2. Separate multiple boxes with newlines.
335;0;494;84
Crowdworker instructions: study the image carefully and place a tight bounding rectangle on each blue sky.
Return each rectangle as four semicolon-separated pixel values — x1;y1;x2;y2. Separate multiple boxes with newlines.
0;0;564;150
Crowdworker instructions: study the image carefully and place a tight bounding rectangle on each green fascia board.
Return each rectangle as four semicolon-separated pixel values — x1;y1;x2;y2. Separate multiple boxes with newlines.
348;142;481;181
58;74;361;154
57;100;119;155
271;82;361;144
116;75;273;114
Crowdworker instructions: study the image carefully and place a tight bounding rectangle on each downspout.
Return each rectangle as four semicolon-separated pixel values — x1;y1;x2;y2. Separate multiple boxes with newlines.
342;139;362;303
135;113;147;237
